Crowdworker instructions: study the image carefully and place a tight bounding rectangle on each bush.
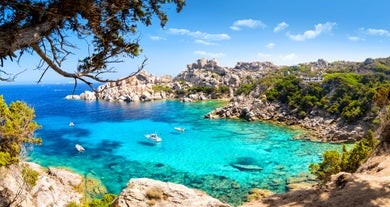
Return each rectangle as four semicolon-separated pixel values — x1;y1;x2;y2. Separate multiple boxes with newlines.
152;85;173;93
0;96;42;166
309;130;378;182
236;83;255;95
188;85;216;95
309;150;341;182
21;164;39;188
146;187;163;200
79;194;117;207
217;85;230;94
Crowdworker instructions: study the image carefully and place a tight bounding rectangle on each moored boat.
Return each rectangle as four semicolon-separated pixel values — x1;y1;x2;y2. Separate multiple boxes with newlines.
75;144;85;152
145;133;162;142
174;127;185;132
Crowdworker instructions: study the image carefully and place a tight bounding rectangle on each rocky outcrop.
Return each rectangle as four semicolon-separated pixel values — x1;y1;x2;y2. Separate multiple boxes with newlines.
95;70;175;102
0;162;83;207
205;96;366;142
112;178;231;207
175;58;270;89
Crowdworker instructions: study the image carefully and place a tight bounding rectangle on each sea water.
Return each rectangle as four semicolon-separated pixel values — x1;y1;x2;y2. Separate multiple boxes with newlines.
0;84;346;205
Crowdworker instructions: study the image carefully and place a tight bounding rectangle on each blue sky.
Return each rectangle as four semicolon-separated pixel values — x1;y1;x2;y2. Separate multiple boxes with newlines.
4;0;390;83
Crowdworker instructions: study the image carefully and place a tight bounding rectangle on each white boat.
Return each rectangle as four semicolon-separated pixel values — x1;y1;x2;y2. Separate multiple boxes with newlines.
69;122;75;127
174;127;185;132
145;134;162;142
75;144;85;152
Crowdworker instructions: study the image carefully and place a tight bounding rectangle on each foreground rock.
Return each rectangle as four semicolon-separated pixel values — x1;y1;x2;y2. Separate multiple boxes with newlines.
112;178;231;207
0;162;83;207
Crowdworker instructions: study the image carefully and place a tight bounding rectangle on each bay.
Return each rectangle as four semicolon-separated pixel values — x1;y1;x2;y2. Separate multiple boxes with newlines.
0;84;345;205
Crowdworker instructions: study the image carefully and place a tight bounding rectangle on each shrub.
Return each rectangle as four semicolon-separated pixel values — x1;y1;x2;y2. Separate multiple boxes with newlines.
217;85;230;94
188;85;216;95
236;83;255;95
152;85;173;93
66;201;79;207
146;187;163;200
309;130;378;182
309;150;341;182
0;96;41;166
80;194;117;207
21;164;39;188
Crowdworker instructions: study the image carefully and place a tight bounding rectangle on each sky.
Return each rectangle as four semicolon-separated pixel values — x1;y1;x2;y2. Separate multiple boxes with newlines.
4;0;390;84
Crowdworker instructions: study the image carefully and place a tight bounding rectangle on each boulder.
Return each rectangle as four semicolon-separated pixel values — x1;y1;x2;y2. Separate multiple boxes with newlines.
80;91;96;101
112;178;231;207
0;162;83;207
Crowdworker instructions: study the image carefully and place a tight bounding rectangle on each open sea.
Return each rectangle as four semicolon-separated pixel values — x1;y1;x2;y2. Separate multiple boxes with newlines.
0;84;346;205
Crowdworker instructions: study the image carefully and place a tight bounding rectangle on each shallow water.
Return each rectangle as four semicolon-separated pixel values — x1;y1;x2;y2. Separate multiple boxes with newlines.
1;84;346;205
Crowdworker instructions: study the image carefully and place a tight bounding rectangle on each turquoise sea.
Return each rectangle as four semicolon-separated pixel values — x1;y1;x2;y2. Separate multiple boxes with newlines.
0;84;346;205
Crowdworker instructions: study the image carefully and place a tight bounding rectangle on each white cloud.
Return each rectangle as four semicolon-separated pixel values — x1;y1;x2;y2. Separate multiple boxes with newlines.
194;39;216;46
168;28;190;35
274;22;289;32
149;35;166;41
366;28;390;36
230;19;266;31
287;22;336;41
282;53;298;61
348;36;364;41
266;42;275;49
168;28;230;41
194;50;226;58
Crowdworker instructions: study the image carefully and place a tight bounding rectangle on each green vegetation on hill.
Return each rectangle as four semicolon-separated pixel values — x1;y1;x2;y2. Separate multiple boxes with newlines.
264;72;389;122
0;96;42;166
309;130;378;182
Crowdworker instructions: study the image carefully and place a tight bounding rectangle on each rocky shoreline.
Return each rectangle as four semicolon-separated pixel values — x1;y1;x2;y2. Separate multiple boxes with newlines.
205;96;366;143
66;58;376;143
0;162;232;207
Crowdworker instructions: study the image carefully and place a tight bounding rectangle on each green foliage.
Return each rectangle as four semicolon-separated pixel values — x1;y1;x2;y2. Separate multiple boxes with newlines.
152;85;173;93
322;73;379;122
188;85;216;95
217;85;230;94
373;83;390;107
66;202;80;207
0;0;185;83
309;130;378;182
265;72;389;121
0;96;42;166
67;194;117;207
0;151;18;166
309;150;341;182
21;164;39;188
236;83;255;95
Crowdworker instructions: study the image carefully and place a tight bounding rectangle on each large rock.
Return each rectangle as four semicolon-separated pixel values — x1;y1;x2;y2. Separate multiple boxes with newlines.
112;178;231;207
0;162;83;207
